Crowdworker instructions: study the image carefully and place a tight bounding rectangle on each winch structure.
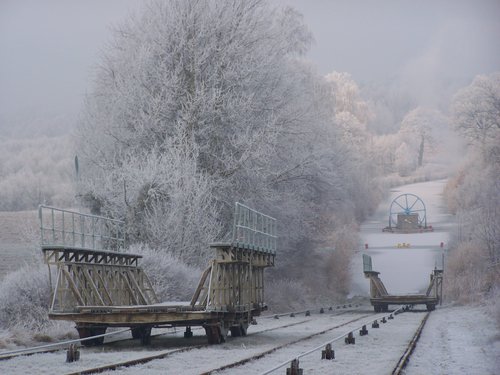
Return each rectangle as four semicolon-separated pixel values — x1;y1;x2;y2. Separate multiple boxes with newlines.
383;193;433;233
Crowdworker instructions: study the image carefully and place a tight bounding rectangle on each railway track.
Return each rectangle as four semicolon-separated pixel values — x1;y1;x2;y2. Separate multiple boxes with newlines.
0;305;433;375
200;313;372;375
65;318;316;375
236;308;431;375
0;304;362;373
0;303;361;361
63;309;371;375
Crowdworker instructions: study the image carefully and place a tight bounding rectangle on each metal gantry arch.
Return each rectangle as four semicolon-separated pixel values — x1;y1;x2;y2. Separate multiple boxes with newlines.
389;193;427;228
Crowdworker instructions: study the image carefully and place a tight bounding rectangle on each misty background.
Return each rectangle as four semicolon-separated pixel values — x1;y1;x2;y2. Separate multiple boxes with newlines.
1;0;499;138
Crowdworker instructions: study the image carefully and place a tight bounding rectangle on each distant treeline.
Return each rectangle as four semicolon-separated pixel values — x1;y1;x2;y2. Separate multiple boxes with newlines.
0;135;74;211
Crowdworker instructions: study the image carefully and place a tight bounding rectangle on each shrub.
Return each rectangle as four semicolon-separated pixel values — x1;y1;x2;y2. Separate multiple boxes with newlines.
0;264;52;331
444;241;491;303
128;243;202;302
265;278;310;312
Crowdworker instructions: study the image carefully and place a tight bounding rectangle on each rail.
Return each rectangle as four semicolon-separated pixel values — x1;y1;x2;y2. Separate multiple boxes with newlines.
38;205;125;251
392;311;431;374
0;328;131;359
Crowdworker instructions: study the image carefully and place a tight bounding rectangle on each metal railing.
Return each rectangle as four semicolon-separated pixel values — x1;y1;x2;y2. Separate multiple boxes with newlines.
232;202;277;253
38;205;125;251
363;253;373;272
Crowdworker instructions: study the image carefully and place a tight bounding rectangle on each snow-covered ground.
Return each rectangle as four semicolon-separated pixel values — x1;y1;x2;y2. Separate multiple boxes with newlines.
405;304;499;375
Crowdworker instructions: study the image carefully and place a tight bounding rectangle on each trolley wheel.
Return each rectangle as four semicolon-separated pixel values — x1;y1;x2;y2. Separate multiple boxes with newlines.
131;326;152;345
240;323;248;336
230;323;248;337
76;325;107;347
205;323;228;344
205;326;222;344
426;304;436;311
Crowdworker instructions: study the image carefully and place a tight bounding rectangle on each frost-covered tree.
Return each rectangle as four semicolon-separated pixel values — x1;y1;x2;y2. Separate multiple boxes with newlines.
398;107;446;168
77;0;315;249
76;0;373;301
0;136;74;211
451;72;500;162
325;71;371;125
444;73;500;305
394;142;414;176
77;0;353;255
323;72;383;220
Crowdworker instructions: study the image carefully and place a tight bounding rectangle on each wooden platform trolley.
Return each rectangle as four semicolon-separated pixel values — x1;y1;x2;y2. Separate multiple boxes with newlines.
362;254;442;312
39;203;276;345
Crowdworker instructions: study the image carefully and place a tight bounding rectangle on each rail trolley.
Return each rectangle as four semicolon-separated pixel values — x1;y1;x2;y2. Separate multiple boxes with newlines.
39;203;276;345
362;254;442;312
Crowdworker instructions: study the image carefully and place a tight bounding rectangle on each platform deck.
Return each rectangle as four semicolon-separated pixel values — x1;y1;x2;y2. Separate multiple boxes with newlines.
371;295;438;305
48;304;266;327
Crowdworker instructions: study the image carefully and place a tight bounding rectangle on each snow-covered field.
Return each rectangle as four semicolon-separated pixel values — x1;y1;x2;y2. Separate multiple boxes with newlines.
0;210;39;280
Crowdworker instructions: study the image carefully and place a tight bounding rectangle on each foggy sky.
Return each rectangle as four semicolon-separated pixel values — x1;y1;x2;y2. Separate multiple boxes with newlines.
1;0;499;134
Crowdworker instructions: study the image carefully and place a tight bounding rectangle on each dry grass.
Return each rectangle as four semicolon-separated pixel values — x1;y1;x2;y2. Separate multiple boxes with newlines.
444;241;494;304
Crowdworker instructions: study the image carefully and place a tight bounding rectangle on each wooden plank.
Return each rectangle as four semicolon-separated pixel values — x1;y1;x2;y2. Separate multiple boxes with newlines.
82;268;106;306
126;270;149;305
94;268;114;305
119;271;139;305
61;268;85;306
190;265;212;308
